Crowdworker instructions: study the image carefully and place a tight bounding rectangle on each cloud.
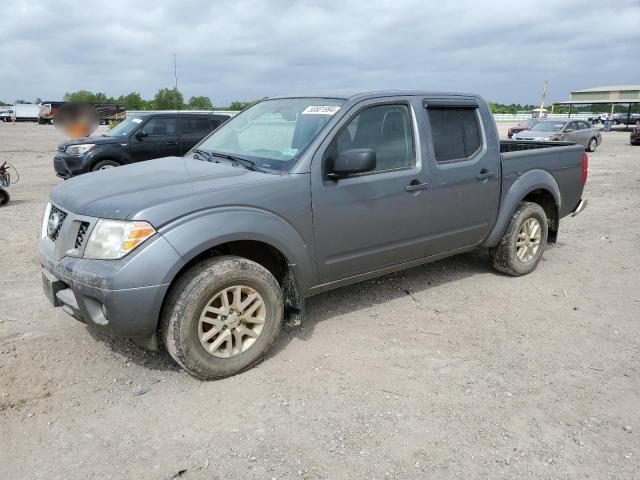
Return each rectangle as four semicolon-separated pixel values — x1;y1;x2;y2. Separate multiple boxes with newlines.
0;0;638;105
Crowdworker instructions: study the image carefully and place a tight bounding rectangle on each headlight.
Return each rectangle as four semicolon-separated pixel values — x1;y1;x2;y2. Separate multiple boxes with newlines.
41;202;52;239
84;219;156;259
65;144;95;155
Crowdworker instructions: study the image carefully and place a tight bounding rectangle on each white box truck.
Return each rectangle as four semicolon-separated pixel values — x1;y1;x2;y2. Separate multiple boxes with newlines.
1;104;41;122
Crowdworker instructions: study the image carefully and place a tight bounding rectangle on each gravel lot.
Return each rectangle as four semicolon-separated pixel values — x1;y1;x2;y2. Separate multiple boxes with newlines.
1;121;639;479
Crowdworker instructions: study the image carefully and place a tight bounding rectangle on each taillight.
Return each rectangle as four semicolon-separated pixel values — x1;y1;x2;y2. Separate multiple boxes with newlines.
581;153;588;186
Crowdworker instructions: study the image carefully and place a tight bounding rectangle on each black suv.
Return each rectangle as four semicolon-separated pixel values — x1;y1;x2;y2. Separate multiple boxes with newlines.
53;112;232;178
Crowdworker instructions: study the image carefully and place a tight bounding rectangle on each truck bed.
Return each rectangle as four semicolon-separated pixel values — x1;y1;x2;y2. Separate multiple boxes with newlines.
500;141;585;219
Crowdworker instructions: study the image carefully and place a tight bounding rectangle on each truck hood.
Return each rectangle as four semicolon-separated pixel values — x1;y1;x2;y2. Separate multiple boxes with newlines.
50;157;277;223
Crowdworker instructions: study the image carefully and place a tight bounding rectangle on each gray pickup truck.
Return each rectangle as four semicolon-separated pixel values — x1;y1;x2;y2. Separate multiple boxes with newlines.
39;91;588;380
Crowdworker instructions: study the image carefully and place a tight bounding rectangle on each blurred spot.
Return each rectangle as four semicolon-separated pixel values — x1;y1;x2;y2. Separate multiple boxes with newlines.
54;103;100;138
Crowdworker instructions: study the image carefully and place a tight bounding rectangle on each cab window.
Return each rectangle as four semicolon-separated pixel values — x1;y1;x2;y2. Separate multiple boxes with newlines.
427;107;482;163
328;104;414;173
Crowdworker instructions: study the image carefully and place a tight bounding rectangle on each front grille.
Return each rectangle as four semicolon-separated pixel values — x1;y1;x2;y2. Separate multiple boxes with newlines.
75;222;90;249
47;205;67;241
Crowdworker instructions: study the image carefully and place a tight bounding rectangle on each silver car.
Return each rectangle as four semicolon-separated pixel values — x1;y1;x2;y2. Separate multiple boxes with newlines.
514;119;602;152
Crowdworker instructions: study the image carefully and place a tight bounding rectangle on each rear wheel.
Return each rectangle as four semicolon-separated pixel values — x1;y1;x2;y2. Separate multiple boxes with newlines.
91;159;119;171
161;256;284;380
587;137;598;152
0;188;9;205
490;202;548;276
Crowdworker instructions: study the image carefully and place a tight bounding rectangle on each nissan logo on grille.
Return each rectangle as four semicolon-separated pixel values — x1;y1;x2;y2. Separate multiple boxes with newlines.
47;207;67;241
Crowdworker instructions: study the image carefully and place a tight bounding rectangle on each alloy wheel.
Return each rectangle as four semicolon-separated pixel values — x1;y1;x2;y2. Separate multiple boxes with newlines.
516;218;542;263
198;285;266;358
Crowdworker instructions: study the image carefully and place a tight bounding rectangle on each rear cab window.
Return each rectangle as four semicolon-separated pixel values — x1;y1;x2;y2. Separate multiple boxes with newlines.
426;104;483;163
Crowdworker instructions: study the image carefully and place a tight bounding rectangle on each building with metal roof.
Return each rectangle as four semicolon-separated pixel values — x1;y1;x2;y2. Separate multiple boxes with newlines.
557;85;640;105
553;85;640;125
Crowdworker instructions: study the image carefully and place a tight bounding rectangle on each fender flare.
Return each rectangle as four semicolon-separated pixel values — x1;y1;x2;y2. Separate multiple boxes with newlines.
482;169;561;248
158;206;316;294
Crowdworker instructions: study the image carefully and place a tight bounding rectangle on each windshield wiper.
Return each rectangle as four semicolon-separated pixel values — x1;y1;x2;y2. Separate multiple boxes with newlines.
191;149;218;162
209;151;261;172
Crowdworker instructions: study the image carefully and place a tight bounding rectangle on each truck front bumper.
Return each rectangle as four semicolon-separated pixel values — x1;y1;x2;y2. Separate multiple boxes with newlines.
571;199;587;217
39;233;184;345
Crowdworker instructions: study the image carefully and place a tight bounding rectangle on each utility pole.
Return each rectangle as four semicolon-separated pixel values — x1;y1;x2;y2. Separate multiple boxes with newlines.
173;53;178;91
539;80;548;118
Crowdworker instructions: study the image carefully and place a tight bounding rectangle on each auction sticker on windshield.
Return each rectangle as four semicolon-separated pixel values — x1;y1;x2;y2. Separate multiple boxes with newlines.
302;106;341;115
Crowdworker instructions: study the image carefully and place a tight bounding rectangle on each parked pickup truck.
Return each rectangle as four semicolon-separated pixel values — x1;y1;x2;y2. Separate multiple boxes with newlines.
39;91;588;380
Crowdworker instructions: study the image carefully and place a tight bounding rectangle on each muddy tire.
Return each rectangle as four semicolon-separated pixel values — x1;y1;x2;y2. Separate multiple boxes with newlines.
490;202;548;276
160;256;283;380
91;160;119;171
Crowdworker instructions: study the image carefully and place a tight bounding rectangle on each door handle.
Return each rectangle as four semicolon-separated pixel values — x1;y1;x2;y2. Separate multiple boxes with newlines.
166;141;178;145
476;169;496;180
405;181;429;192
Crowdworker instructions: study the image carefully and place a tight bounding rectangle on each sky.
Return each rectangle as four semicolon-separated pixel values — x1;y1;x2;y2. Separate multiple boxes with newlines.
1;0;639;106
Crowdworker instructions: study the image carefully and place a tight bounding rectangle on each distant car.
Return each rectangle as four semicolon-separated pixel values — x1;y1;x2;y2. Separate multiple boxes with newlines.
631;125;640;145
507;118;541;139
612;113;640;126
513;119;602;152
53;112;232;178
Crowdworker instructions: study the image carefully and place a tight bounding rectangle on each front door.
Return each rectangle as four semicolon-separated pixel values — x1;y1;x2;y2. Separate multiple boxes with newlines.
311;99;431;284
420;99;501;253
129;116;180;162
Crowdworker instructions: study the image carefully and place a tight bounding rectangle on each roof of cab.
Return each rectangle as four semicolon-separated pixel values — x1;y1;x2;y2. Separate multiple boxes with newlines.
268;90;482;102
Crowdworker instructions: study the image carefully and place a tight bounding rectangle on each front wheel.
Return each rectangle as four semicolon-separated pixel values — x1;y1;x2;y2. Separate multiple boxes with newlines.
91;159;120;171
587;137;598;152
490;202;548;276
161;256;284;380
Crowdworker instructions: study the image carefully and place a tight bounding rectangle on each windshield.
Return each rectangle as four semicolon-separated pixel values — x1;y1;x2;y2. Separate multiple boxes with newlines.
104;117;146;137
530;121;566;132
196;98;346;171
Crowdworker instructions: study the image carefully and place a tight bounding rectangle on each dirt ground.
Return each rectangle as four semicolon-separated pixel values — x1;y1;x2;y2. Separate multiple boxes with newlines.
1;121;639;480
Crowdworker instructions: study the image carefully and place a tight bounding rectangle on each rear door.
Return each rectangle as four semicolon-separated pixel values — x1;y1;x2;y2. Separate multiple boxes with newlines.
129;116;180;162
178;115;216;154
421;98;501;253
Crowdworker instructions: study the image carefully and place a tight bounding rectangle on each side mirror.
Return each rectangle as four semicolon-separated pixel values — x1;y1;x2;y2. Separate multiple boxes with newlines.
135;130;148;139
328;148;376;179
564;128;574;133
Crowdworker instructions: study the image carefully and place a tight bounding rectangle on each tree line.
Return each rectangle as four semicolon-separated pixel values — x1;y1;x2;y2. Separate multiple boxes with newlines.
58;88;258;111
0;88;256;111
2;93;636;114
